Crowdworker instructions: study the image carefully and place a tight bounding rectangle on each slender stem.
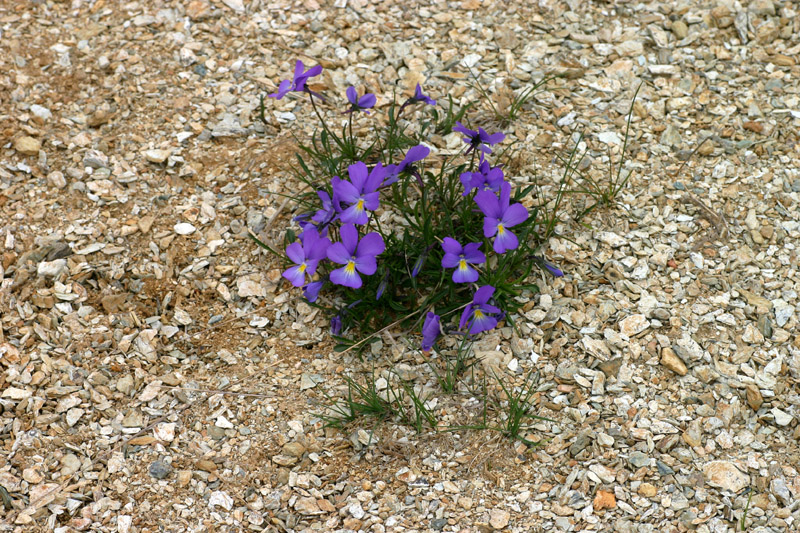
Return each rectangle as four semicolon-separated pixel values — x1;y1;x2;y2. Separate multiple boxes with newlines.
308;91;333;138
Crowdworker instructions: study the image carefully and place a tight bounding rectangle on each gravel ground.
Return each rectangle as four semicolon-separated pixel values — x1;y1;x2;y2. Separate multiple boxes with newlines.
1;0;800;532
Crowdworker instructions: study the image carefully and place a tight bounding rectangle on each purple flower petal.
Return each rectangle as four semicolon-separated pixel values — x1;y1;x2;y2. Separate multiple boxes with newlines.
475;190;502;219
326;242;351;265
441;237;463;256
493;228;519;254
473;285;495;305
282;265;307;287
459;306;472;331
453;121;475;137
483;216;500;238
347;162;368;192
339;224;359;255
357;232;385;258
346;86;358;105
358;93;376;109
441;253;460;269
354;255;377;276
285;242;305;265
502;203;529;228
421;312;441;352
462;242;485;263
452;262;479;283
303;280;324;302
330;263;362;288
468;312;497;334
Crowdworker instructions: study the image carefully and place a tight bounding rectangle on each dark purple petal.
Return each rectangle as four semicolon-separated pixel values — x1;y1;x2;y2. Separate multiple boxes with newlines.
441;253;461;269
441;237;463;256
483;216;500;238
542;261;564;277
293;60;305;80
356;232;385;258
303;281;324;302
376;273;388;300
403;145;430;165
499;182;511;210
453;121;475;137
346;86;358;105
364;163;387;193
421;312;441;352
411;254;426;277
473;285;496;305
285;242;305;265
480;303;502;314
502;203;529;228
358;93;376;109
339;224;359;255
354;255;377;276
459;306;472;331
333;178;359;204
326;242;351;265
347;161;368;192
304;64;322;79
462;243;486;264
475;190;502;218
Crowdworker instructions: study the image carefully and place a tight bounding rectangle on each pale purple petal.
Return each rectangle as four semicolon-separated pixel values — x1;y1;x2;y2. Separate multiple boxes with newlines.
303;280;324;302
462;243;485;263
354;255;377;276
493;229;519;254
452;263;478;283
441;253;460;269
483;217;499;238
469;313;497;335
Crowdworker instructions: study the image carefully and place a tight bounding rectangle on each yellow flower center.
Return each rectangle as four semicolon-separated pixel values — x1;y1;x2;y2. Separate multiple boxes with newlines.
474;309;484;319
458;259;467;270
497;223;505;235
345;261;356;274
298;263;307;273
356;199;365;211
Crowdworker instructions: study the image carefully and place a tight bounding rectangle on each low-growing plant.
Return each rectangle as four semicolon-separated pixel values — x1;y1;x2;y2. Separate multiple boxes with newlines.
257;59;565;356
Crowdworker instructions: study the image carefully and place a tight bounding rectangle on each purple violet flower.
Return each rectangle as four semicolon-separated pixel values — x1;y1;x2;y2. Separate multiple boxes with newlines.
376;271;389;300
345;86;376;114
475;182;529;254
332;162;386;225
460;157;505;196
441;238;485;283
421;312;441;353
453;122;505;155
383;145;430;186
282;229;331;287
411;83;436;106
269;60;323;100
459;285;502;335
303;280;325;302
327;224;385;289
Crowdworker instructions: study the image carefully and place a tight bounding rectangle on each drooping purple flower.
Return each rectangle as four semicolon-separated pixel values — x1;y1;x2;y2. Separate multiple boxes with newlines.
475;182;529;254
459;285;502;335
453;122;505;155
383;145;430;186
410;83;436;106
421;312;441;353
330;314;343;335
532;255;564;277
345;86;376;114
327;224;385;289
411;254;426;278
376;271;389;300
282;228;331;287
303;280;325;302
460;157;505;196
332;162;387;225
269;60;323;100
441;238;485;283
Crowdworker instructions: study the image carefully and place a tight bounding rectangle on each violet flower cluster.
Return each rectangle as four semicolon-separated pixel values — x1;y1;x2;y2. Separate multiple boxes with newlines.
272;60;562;352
